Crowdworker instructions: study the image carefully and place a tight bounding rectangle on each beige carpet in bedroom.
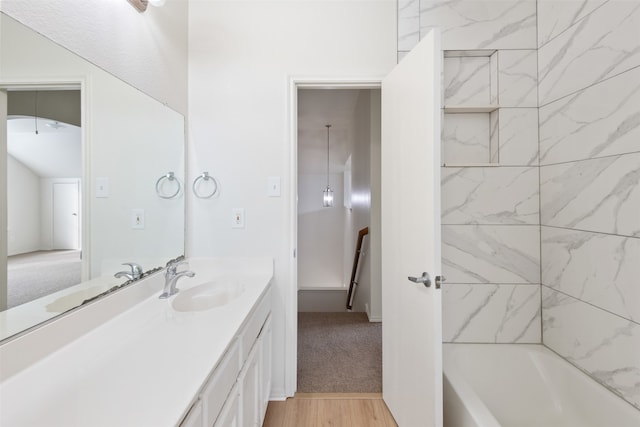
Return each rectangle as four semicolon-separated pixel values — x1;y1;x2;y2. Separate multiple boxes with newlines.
297;312;382;393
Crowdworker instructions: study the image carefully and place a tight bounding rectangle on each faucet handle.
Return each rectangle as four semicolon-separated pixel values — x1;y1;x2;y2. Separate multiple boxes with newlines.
122;262;143;279
167;260;189;274
165;255;185;268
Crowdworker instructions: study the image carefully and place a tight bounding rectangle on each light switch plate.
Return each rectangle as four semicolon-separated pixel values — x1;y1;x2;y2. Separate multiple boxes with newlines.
131;209;145;229
231;208;244;228
95;177;109;198
267;176;281;197
232;208;244;229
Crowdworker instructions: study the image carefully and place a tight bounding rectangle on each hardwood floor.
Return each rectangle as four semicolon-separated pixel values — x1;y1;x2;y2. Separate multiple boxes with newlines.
263;393;398;427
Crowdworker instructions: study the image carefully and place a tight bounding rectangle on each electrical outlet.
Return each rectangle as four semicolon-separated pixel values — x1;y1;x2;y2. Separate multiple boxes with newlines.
132;209;145;229
232;208;244;229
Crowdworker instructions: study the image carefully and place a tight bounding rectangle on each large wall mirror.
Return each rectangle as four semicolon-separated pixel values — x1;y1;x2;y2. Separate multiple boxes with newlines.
0;13;185;342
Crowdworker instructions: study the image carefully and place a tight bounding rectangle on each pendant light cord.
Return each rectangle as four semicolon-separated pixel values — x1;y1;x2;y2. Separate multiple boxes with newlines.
34;91;39;135
326;124;331;187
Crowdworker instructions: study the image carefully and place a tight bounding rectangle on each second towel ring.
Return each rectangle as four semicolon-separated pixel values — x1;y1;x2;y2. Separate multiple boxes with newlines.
156;171;181;199
192;172;218;199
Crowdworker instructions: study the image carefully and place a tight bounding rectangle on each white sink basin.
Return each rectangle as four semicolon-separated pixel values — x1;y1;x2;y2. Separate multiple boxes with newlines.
46;284;113;313
172;281;245;312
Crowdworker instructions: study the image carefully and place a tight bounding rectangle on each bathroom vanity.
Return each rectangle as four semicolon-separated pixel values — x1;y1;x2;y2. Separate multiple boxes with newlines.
0;257;273;427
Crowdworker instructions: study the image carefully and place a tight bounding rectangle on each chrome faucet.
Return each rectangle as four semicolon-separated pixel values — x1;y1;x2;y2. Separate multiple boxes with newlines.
159;260;195;299
114;262;144;280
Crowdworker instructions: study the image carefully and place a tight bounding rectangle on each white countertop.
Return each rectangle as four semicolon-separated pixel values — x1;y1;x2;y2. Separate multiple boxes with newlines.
0;257;273;427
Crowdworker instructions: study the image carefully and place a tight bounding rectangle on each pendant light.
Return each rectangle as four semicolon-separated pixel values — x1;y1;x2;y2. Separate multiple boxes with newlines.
323;124;334;207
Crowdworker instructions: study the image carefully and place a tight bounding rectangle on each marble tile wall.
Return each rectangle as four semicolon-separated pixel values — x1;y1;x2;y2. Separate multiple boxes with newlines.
540;153;640;238
444;284;540;342
398;0;537;57
536;0;608;48
537;0;640;410
442;225;540;285
541;227;640;323
441;167;539;225
498;108;538;165
442;113;492;164
443;56;492;105
419;0;537;51
542;287;640;409
539;66;640;165
405;0;541;343
497;49;537;108
538;0;640;106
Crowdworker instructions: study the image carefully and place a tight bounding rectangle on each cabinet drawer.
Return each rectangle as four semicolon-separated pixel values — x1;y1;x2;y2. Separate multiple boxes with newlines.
202;340;240;427
240;287;271;363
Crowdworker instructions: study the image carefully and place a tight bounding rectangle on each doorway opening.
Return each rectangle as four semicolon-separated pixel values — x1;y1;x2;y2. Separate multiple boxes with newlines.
2;87;82;309
295;85;382;393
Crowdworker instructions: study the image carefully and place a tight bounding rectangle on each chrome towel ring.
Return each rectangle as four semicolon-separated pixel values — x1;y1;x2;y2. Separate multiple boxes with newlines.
155;171;181;199
192;171;218;199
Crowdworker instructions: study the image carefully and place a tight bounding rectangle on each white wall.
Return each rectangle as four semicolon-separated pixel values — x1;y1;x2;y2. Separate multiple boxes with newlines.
369;90;382;321
188;0;396;398
297;172;345;289
348;90;377;315
0;0;188;114
7;155;40;256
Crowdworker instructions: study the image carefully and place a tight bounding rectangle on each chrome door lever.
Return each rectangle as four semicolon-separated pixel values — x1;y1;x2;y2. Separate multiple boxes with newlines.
408;272;431;288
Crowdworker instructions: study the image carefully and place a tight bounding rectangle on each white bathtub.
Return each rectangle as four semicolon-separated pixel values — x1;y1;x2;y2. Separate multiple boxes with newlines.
443;344;640;427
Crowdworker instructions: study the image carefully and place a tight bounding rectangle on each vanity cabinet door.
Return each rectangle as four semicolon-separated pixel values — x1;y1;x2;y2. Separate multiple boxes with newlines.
258;315;272;425
238;343;260;427
179;400;203;427
202;340;240;427
213;383;240;427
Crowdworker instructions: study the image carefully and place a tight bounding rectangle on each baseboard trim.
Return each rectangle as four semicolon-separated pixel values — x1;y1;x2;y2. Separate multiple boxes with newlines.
294;392;383;400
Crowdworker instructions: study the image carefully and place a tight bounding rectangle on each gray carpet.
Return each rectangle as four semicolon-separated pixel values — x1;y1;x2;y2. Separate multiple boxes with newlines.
297;312;382;393
7;250;82;308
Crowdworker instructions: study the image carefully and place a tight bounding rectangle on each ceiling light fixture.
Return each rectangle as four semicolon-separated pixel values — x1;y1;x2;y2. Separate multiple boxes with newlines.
323;124;334;208
46;121;65;129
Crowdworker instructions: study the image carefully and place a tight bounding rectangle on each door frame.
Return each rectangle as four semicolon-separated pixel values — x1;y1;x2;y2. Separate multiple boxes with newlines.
286;77;383;397
0;78;89;303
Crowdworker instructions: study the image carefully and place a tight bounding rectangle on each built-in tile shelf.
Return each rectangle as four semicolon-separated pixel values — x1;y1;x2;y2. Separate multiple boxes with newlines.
442;49;500;166
443;105;499;113
443;49;498;58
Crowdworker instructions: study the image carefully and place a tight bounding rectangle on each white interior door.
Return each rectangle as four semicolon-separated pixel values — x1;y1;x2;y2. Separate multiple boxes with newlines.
381;30;442;426
53;182;79;250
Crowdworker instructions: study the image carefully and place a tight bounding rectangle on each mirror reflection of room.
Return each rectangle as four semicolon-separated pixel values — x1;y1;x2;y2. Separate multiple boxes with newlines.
6;89;82;309
0;13;186;342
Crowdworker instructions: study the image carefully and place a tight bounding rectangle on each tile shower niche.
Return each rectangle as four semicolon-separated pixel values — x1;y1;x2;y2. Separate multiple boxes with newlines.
443;50;499;166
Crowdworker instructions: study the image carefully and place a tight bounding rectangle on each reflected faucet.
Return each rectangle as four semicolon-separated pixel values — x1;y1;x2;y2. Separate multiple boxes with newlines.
114;262;144;280
159;260;195;299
